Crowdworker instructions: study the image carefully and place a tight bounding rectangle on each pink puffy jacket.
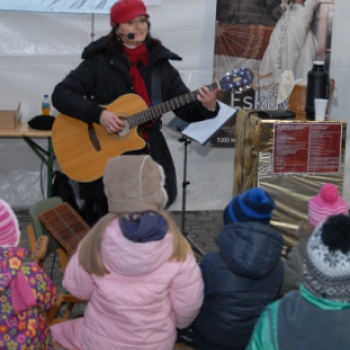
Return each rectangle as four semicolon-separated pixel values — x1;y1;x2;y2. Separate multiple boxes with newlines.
51;217;204;350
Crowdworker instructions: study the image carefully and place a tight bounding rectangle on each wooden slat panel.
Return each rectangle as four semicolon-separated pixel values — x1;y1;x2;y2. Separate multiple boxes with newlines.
38;203;90;255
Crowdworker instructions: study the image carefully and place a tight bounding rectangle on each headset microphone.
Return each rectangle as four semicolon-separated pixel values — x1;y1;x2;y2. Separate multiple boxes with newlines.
126;33;135;40
117;31;136;40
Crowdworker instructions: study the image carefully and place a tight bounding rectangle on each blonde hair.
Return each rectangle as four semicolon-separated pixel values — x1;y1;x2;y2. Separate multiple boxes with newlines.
78;211;193;276
159;210;193;262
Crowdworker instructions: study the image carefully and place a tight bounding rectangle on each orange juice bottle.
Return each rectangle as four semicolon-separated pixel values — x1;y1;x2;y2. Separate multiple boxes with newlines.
42;94;51;116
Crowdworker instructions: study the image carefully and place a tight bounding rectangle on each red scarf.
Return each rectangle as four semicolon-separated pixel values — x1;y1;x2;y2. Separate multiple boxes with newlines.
124;44;151;106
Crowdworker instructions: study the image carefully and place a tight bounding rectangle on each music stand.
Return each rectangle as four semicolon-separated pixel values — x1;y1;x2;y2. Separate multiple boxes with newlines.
167;102;237;257
178;135;206;256
166;117;204;256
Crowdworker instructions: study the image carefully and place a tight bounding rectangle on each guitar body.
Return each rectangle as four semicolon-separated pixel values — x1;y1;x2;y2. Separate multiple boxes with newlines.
52;68;254;183
52;94;149;183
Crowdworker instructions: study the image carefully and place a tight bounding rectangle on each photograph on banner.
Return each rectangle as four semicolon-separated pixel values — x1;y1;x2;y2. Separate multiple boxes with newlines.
210;0;334;148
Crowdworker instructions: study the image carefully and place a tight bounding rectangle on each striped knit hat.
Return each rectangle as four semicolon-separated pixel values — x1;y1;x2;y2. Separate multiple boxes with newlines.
308;183;348;226
303;214;350;302
223;187;275;226
0;199;21;247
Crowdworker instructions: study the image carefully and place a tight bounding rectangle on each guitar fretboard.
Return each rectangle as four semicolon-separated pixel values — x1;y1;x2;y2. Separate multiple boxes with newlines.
127;81;219;128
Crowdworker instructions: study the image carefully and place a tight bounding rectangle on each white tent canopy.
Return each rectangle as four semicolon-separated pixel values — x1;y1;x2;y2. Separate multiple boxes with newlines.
0;0;235;210
0;0;160;14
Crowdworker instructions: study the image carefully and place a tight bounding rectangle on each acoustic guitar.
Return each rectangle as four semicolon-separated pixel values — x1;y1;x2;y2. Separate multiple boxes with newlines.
52;67;254;182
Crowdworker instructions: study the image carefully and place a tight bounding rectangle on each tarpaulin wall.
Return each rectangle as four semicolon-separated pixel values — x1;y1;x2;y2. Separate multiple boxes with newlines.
0;0;237;210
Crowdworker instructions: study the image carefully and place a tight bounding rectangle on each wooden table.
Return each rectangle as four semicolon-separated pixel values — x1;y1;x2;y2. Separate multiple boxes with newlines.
0;122;54;197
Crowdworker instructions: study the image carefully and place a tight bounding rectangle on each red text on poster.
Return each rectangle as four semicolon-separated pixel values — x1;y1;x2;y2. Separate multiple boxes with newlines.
273;123;342;174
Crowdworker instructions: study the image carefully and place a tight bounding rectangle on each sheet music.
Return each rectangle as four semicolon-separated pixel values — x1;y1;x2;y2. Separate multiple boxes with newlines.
181;101;236;145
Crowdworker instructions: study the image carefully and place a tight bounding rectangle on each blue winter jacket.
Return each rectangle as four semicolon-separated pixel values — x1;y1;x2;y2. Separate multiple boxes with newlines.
195;221;284;350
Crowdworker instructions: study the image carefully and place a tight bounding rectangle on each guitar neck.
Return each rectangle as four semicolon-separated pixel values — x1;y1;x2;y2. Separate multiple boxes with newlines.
127;81;220;128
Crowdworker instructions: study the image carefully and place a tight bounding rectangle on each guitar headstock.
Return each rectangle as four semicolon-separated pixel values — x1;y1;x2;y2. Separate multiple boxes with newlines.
218;67;254;92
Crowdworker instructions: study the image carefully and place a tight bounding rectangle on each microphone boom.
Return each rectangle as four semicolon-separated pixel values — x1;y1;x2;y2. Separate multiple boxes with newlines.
117;32;136;40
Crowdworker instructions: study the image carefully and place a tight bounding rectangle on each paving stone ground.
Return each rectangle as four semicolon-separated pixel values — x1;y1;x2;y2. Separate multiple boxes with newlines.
16;209;224;350
17;209;223;262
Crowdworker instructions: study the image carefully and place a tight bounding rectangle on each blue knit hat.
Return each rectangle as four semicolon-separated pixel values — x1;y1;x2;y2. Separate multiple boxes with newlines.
223;188;275;225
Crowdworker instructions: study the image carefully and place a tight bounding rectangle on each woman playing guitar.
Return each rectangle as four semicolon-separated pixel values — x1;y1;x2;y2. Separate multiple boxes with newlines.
52;0;219;225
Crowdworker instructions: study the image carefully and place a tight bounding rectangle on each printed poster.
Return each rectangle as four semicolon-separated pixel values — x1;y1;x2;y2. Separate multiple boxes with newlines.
210;0;334;148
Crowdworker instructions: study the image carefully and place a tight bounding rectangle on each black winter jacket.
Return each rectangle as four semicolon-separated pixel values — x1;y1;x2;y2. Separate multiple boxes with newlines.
195;221;284;350
52;36;218;208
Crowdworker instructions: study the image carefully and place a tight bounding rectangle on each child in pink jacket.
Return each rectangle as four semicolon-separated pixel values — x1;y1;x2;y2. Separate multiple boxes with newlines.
51;154;204;350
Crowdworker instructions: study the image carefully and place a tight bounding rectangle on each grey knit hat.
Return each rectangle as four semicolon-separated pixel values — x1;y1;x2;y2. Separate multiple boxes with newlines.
103;155;168;213
303;214;350;302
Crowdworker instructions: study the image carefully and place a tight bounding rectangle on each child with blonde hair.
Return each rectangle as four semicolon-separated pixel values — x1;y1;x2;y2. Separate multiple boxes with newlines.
51;154;204;350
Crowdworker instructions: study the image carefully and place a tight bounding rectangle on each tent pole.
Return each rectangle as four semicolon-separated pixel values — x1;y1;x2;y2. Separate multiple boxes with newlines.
91;13;95;42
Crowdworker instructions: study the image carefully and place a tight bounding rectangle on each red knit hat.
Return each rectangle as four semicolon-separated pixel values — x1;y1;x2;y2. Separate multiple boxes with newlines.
0;199;21;247
308;183;349;226
110;0;149;27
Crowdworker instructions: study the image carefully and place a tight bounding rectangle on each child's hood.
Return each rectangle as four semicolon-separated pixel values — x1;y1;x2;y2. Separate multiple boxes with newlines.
101;214;174;276
0;247;27;294
216;221;284;279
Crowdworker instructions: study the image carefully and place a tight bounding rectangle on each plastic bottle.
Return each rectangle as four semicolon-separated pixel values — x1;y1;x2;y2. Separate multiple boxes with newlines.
42;94;51;116
305;61;329;120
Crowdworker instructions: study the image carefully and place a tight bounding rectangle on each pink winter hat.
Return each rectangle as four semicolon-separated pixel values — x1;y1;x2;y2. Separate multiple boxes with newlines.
0;199;21;247
308;184;349;226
